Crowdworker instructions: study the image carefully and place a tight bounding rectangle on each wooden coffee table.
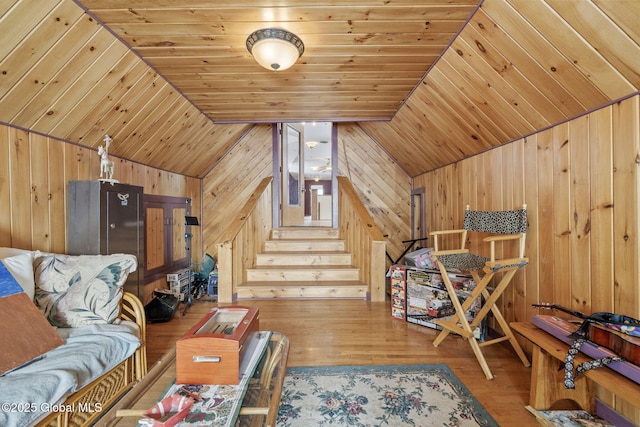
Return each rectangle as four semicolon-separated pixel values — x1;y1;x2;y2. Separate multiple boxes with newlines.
97;332;289;427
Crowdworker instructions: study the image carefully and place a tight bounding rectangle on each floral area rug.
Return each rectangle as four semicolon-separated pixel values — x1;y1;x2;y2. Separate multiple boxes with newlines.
277;364;498;427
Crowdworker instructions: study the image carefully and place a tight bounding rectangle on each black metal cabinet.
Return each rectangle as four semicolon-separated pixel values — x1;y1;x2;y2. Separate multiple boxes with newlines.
67;181;144;300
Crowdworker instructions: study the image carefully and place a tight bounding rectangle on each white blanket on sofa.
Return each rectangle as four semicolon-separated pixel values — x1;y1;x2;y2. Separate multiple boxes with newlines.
0;321;140;427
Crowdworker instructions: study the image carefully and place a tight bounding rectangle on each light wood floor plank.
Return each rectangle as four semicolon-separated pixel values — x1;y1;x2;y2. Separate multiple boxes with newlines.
145;298;539;426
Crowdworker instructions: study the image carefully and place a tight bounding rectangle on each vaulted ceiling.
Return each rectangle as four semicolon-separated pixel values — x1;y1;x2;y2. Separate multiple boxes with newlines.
1;0;639;178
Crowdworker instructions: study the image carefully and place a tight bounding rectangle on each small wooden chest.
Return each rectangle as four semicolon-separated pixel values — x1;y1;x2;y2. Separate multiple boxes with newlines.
176;306;259;385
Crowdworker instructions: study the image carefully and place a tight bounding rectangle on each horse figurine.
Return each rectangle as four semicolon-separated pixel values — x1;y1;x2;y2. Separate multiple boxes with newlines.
98;135;115;180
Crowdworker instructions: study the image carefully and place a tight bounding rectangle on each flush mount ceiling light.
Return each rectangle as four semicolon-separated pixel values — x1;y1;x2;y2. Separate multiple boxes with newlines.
246;28;304;71
305;140;319;149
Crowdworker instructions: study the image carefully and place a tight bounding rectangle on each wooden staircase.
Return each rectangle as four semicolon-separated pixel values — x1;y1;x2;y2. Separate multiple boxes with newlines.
236;227;369;299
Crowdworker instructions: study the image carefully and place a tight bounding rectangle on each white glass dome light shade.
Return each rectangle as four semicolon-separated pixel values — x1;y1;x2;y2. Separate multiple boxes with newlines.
246;28;304;71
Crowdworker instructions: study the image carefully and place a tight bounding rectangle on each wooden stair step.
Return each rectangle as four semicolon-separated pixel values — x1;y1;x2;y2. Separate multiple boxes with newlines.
255;251;352;266
264;239;345;252
246;265;360;281
271;227;339;240
236;280;368;299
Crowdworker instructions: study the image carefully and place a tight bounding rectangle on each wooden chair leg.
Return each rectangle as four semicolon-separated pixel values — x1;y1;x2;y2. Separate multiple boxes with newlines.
432;262;495;378
482;288;530;367
475;270;530;367
433;262;530;379
469;333;494;380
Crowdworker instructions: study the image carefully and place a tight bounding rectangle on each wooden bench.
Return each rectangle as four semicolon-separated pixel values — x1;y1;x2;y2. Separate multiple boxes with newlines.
510;322;640;413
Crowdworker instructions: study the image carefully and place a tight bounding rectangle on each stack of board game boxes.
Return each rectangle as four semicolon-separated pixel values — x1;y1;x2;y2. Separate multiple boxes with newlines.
389;265;486;340
167;267;191;301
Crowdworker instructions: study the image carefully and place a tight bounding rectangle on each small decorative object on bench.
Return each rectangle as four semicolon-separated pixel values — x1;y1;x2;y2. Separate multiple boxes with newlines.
98;134;117;182
0;247;147;427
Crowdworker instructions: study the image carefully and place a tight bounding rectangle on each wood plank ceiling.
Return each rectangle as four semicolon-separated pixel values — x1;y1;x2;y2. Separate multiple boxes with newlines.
75;0;479;123
1;0;639;178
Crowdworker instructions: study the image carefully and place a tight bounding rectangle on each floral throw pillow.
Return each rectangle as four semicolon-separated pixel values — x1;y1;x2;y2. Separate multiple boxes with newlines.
33;253;137;327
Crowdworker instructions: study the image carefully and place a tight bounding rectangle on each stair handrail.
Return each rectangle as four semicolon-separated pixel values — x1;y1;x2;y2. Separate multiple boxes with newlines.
216;176;273;303
337;176;387;302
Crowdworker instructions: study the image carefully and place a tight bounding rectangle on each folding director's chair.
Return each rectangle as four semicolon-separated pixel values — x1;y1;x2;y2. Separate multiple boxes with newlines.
430;204;531;380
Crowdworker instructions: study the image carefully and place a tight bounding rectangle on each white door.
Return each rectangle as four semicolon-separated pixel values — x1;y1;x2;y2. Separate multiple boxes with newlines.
281;123;305;226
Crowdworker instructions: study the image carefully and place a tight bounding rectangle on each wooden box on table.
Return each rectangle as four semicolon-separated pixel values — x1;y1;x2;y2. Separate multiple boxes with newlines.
176;306;259;385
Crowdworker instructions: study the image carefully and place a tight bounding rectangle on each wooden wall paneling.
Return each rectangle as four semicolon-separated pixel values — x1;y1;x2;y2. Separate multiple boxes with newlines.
429;58;513;144
202;125;273;256
0;7;95;122
0;127;11;247
569;116;592;311
0;0;64;66
588;107;614;313
465;16;574;128
125;99;191;164
481;1;603;111
63;143;80;184
145;206;164;271
41;51;140;135
30;134;51;251
535;127;555;306
612;97;640;318
552;124;571;307
450;161;464;248
392;114;445;175
422;67;499;153
441;45;536;137
405;91;472;163
509;140;528;324
49;57;148;138
0;0;18;16
546;0;640;88
14;37;121;129
500;143;515;319
29;41;130;134
68;64;152;142
9;128;32;250
71;70;165;150
451;27;553;132
141;103;198;166
163;119;228;177
116;85;184;160
523;134;540;320
358;119;427;178
508;0;635;99
48;137;66;254
341;127;409;227
0;0;85;107
339;124;411;263
128;159;150;189
593;1;640;64
114;158;131;187
611;86;640;427
468;9;577;122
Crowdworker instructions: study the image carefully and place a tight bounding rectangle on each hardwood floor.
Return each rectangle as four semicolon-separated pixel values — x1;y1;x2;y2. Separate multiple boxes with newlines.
145;298;540;426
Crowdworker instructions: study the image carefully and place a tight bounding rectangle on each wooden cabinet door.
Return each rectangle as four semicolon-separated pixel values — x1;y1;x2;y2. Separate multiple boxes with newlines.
144;195;190;281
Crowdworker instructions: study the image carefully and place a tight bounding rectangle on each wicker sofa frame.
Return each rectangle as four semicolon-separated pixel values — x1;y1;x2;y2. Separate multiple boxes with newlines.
36;292;147;427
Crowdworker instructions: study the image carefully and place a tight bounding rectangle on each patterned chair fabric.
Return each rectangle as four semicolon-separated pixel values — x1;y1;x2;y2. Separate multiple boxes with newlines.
437;207;528;272
462;208;527;235
436;253;488;272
